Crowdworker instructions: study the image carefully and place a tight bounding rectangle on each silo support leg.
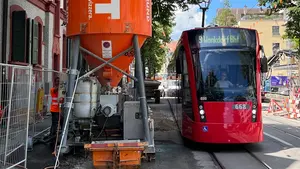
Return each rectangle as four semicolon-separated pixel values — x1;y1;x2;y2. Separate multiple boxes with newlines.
133;35;155;154
61;36;80;154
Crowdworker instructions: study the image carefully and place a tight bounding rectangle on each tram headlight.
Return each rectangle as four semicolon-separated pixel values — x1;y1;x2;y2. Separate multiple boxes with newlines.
200;110;205;115
199;105;206;122
252;109;257;122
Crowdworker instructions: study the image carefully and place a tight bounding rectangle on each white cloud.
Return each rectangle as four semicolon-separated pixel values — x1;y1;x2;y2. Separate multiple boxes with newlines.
171;5;208;40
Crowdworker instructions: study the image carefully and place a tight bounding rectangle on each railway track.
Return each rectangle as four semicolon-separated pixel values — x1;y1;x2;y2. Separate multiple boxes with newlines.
166;99;272;169
244;148;272;169
208;149;272;169
207;151;226;169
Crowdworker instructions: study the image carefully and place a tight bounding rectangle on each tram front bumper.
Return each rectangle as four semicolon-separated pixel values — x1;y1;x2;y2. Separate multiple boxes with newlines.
185;122;264;144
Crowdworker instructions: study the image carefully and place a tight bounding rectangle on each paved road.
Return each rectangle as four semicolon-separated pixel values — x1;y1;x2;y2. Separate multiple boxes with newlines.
142;99;217;169
26;99;300;169
26;98;218;169
165;98;300;169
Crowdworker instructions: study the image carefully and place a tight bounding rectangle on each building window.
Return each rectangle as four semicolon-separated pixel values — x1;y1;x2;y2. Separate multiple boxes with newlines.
10;10;43;65
11;11;26;62
272;43;280;55
63;34;67;68
272;26;280;36
31;20;43;65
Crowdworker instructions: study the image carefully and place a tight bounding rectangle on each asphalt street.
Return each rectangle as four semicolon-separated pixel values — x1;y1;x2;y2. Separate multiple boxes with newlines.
26;99;300;169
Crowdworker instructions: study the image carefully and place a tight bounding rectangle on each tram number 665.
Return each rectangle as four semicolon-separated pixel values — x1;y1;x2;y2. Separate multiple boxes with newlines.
233;104;248;110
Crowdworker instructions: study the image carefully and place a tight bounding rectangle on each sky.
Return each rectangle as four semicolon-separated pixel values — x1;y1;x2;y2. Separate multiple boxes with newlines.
171;0;259;40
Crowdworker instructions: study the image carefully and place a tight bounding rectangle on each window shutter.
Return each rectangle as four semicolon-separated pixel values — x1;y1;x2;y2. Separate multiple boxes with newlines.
11;11;26;62
26;19;32;63
32;20;39;65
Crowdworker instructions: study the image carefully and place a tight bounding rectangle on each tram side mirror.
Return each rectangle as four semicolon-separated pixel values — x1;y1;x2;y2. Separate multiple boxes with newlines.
260;45;268;73
176;57;182;74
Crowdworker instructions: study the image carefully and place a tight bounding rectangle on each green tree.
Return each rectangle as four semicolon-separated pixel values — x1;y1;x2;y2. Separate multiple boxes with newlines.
258;0;298;13
258;0;300;74
141;0;205;78
213;0;237;26
285;7;300;55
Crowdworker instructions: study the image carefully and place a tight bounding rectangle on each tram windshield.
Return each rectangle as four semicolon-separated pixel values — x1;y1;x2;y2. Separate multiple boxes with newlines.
187;28;258;102
197;49;257;102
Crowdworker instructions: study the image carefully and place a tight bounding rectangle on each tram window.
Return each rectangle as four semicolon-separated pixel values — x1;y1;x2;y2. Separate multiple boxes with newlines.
182;51;189;88
184;75;189;88
181;48;194;120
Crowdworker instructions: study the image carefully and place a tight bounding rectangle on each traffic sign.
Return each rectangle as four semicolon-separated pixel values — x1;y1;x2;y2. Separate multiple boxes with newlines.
202;126;208;132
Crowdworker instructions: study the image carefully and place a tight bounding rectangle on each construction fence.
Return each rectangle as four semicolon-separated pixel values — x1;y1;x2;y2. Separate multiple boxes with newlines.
265;75;300;120
0;63;67;169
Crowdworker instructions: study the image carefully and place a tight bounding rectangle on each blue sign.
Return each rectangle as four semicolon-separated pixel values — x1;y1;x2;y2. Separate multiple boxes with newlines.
271;76;289;87
202;126;208;132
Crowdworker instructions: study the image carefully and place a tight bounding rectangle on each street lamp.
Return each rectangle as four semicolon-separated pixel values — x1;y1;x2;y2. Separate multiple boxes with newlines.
199;0;211;27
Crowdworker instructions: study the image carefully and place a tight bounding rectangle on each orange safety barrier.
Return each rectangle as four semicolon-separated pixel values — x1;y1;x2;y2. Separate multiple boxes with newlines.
282;98;300;119
85;141;147;169
268;98;283;114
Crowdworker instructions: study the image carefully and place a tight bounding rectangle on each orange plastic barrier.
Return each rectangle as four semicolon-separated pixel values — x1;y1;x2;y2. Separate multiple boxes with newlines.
282;98;300;119
267;99;283;114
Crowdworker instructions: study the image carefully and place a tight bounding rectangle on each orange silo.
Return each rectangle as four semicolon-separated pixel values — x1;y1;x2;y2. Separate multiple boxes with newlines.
67;0;152;87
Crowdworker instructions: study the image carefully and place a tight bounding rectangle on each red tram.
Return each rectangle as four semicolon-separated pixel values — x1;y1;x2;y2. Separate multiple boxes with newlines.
171;27;268;144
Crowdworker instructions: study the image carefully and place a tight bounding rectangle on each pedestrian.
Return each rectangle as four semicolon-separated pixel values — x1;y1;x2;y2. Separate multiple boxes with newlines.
50;77;64;143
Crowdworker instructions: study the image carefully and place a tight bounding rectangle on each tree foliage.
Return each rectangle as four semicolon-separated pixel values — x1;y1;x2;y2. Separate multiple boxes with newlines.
141;0;205;77
258;0;298;13
213;0;237;26
258;0;300;57
285;6;300;56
